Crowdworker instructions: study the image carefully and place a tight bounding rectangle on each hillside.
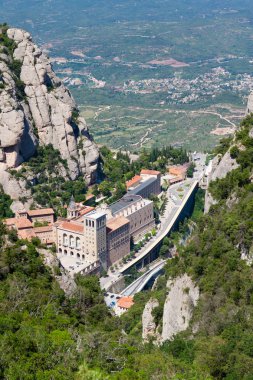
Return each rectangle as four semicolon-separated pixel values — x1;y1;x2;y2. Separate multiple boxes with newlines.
1;108;253;378
0;24;99;208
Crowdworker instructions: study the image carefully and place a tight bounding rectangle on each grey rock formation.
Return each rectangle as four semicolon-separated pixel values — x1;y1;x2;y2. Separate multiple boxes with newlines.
38;248;76;296
142;298;160;342
204;151;239;213
161;274;199;342
0;27;99;201
246;92;253;115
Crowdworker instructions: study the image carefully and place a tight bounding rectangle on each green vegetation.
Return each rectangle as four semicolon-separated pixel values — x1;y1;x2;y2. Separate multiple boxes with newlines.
9;145;88;215
0;23;26;101
99;145;188;202
209;115;253;202
3;115;253;378
0;23;16;54
0;186;14;218
0;222;111;379
186;162;195;178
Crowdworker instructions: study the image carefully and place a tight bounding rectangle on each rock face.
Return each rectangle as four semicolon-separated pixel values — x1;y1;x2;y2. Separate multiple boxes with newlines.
204;151;239;213
161;274;199;342
38;248;76;296
0;27;99;199
142;298;160;342
246;92;253;114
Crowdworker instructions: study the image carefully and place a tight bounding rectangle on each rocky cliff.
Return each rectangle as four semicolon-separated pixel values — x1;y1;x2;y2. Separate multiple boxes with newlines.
246;91;253;114
0;26;99;201
204;151;239;213
161;274;199;342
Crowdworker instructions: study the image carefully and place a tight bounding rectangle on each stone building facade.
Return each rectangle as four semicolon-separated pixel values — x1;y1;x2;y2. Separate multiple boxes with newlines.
55;209;108;274
106;216;130;267
109;194;155;242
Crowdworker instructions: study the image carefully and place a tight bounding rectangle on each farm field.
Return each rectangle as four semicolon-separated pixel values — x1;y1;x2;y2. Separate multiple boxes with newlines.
1;0;253;150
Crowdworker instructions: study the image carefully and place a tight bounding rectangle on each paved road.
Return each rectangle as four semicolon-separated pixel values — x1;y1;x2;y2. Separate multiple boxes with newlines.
101;179;198;291
121;260;166;296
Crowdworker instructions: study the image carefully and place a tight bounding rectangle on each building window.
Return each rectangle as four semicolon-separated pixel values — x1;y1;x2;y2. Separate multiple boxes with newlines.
76;237;81;249
70;251;74;256
70;235;75;248
77;253;80;258
59;248;62;253
64;249;67;255
63;234;68;246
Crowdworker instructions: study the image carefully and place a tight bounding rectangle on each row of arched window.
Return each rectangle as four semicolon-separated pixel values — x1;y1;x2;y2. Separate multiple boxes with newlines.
59;248;85;260
63;234;81;249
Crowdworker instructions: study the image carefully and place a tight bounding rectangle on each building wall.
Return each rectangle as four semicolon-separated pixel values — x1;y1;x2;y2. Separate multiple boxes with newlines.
30;214;54;224
115;201;155;242
34;229;53;244
107;223;130;267
132;176;161;198
57;228;86;261
83;213;107;270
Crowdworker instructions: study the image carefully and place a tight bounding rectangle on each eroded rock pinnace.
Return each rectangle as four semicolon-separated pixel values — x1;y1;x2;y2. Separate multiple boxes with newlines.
0;27;99;202
142;298;160;342
161;274;199;342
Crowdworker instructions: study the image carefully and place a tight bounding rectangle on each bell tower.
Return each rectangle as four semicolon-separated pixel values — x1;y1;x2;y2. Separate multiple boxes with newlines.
67;195;78;219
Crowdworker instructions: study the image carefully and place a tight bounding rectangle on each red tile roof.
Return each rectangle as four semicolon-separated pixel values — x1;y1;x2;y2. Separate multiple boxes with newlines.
18;229;36;240
79;206;95;216
117;296;134;309
58;221;83;234
107;216;129;232
5;217;33;230
126;175;141;189
33;226;53;233
28;208;54;217
140;169;161;176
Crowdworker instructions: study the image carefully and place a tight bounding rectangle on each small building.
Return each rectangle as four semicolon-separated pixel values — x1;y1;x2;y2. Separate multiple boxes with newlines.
168;164;189;179
4;216;54;244
106;216;130;267
115;296;134;315
126;169;161;198
33;225;54;245
126;175;141;190
27;208;55;224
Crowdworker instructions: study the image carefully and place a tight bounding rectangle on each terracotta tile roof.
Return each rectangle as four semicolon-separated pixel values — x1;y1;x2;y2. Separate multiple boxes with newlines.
168;164;189;175
5;217;33;229
140;169;161;176
106;216;129;232
126;175;141;189
15;218;33;229
18;229;36;240
28;208;54;216
79;206;95;216
117;296;134;309
58;221;84;234
33;226;53;233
